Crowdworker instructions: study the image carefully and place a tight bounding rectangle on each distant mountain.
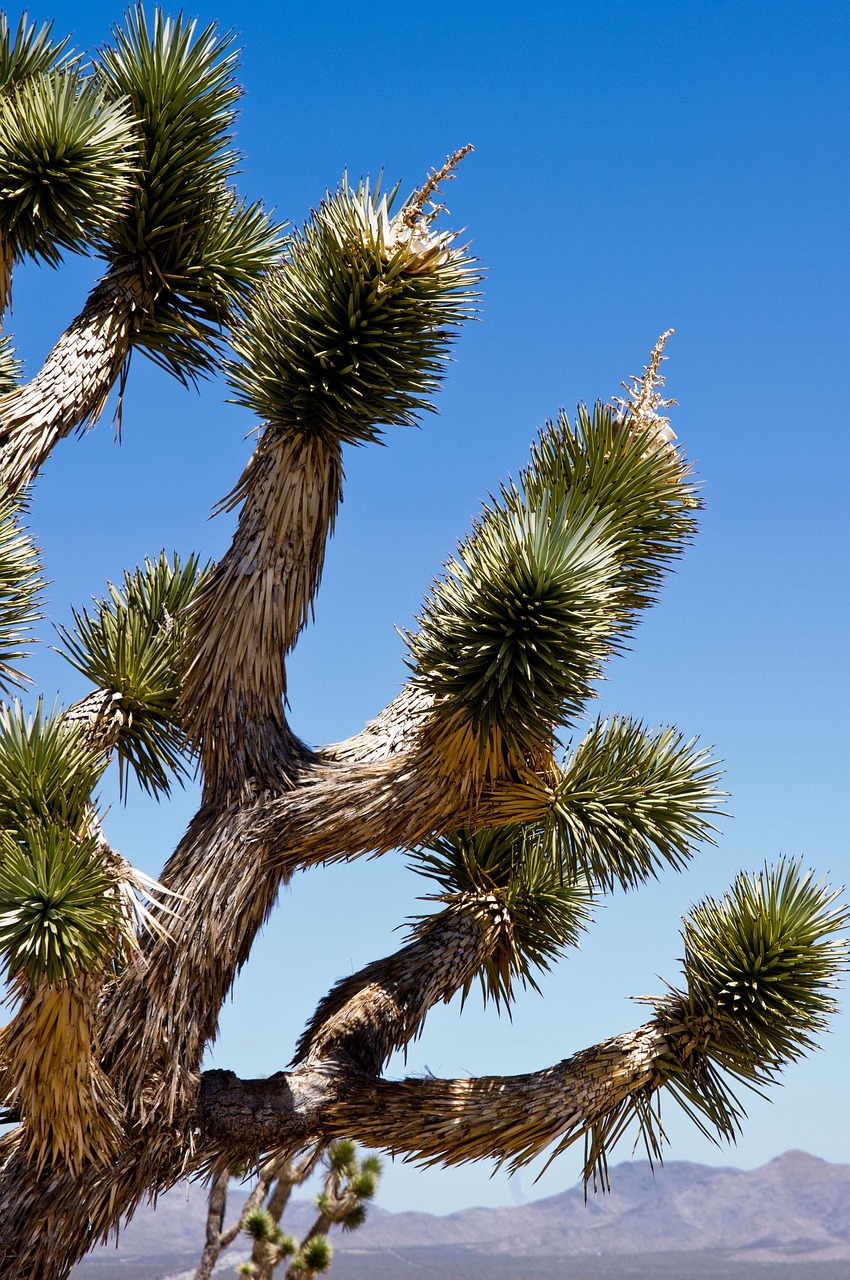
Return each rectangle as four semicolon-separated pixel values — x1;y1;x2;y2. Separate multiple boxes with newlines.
71;1150;850;1280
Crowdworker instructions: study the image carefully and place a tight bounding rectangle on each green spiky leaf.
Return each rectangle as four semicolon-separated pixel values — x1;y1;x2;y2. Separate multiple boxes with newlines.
299;1234;333;1272
0;13;72;88
0;332;22;392
242;1205;275;1243
547;717;724;891
0;495;43;693
226;176;478;442
55;552;209;797
326;1138;357;1175
409;499;619;762
413;827;594;1008
342;1203;368;1231
0;701;104;834
96;6;284;381
408;402;699;765
561;863;848;1193
521;403;699;617
0;69;136;269
663;858;849;1074
131;185;284;381
348;1169;378;1200
0;823;118;984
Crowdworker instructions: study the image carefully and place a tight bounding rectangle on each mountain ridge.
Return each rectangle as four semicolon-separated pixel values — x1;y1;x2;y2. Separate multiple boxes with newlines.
71;1150;850;1279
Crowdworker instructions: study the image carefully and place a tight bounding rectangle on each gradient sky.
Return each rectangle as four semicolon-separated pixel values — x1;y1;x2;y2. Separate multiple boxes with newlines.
5;0;850;1215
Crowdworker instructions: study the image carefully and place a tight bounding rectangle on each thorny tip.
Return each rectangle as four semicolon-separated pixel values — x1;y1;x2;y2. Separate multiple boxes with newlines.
614;329;678;448
380;145;475;275
401;144;475;229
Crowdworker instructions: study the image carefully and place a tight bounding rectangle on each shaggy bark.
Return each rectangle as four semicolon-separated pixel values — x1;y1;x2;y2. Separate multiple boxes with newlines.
0;268;150;493
182;430;344;794
198;1023;668;1169
0;752;676;1279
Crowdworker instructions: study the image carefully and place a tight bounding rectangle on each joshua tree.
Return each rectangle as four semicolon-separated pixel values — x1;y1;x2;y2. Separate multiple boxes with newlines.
195;1140;381;1280
0;9;846;1279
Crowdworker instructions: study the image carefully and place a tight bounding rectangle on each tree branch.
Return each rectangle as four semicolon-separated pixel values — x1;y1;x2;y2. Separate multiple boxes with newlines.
0;269;148;493
182;430;343;795
196;1022;669;1174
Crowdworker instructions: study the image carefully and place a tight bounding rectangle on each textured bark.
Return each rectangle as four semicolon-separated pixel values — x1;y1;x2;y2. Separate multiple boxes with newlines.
0;673;554;1276
0;269;149;494
182;430;344;795
0;256;687;1275
63;687;126;755
0;802;674;1279
197;1022;669;1170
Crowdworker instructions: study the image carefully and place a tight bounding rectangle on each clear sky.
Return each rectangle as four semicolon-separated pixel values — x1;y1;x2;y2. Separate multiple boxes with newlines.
5;0;850;1215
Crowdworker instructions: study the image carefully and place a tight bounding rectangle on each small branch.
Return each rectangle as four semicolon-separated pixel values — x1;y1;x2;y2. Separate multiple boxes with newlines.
193;1167;229;1280
402;145;474;228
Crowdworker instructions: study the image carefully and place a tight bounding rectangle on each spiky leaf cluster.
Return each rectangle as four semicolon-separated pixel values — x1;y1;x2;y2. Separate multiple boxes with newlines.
413;827;593;1007
523;402;699;617
572;862;848;1191
0;823;116;986
296;1234;333;1273
348;1167;379;1200
0;13;71;88
95;6;283;379
341;1203;367;1231
0;332;22;392
0;701;103;833
0;703;119;987
226;177;478;443
0;495;43;694
408;404;698;765
547;717;723;891
0;69;136;279
410;498;619;764
243;1206;276;1243
664;859;848;1069
56;552;209;796
326;1137;357;1175
622;859;850;1158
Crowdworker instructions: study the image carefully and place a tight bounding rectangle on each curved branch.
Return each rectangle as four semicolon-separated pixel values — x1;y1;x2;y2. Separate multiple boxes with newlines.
293;899;506;1072
181;430;343;794
0;268;148;493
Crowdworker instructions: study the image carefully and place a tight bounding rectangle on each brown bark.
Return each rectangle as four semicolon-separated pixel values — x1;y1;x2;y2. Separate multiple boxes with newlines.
0;674;554;1277
196;1022;668;1171
181;430;344;795
0;268;150;494
0;835;673;1278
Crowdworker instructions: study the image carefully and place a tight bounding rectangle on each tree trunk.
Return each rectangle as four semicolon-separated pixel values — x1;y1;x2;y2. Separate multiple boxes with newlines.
182;430;343;793
0;829;677;1278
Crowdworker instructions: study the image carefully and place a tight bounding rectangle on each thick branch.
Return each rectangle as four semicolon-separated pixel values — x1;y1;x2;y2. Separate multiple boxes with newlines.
294;900;505;1072
181;430;343;794
196;1023;668;1171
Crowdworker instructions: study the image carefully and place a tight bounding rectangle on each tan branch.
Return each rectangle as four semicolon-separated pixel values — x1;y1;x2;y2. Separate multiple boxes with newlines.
196;1021;668;1175
0;269;150;494
181;429;343;795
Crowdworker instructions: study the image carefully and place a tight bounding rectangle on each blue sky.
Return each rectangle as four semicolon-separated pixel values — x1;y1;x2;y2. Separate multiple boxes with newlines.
6;0;850;1214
